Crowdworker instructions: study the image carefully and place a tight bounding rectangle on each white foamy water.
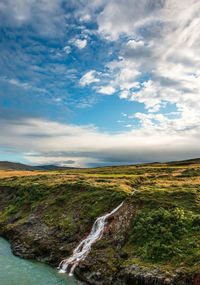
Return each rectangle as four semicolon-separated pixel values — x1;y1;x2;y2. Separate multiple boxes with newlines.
131;187;137;195
58;201;124;276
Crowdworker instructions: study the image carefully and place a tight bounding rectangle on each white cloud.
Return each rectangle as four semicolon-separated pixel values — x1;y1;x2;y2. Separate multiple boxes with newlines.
0;76;47;93
63;46;71;54
148;104;162;113
119;91;129;99
126;40;145;49
97;0;164;40
74;39;87;49
98;86;115;95
82;0;200;136
130;80;161;109
0;0;65;37
80;70;100;86
79;13;91;22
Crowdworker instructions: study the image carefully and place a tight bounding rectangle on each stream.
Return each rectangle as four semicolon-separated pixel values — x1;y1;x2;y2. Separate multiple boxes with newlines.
0;237;81;285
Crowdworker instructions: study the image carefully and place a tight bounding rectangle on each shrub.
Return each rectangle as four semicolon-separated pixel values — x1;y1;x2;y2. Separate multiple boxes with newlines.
129;207;199;262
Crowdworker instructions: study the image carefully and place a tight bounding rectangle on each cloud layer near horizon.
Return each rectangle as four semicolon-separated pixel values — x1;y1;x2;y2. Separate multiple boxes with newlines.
1;116;199;167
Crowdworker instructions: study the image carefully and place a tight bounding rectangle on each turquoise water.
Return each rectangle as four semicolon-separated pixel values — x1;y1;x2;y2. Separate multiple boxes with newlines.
0;237;81;285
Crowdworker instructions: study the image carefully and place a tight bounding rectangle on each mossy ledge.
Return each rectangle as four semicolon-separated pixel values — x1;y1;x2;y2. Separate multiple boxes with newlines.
0;162;200;284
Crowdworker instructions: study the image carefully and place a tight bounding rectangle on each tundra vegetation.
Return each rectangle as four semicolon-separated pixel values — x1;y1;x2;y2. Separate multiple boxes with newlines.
0;158;200;282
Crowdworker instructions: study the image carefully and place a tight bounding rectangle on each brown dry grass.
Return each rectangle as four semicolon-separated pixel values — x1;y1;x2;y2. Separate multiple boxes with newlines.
0;170;52;178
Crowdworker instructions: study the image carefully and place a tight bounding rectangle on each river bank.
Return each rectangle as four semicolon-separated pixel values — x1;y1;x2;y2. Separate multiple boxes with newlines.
0;237;80;285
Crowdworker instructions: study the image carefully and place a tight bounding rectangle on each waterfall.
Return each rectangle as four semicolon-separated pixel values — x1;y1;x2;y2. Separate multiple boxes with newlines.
131;187;137;195
58;187;137;276
58;201;124;276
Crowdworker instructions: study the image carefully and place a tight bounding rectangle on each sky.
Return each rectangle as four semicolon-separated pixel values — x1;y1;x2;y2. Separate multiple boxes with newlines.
0;0;200;168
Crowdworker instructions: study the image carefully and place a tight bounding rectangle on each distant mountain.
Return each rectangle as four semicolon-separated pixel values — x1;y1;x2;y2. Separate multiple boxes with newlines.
36;165;73;170
0;161;73;171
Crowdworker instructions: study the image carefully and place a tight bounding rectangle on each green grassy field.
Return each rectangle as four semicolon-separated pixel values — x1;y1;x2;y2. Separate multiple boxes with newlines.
0;158;200;279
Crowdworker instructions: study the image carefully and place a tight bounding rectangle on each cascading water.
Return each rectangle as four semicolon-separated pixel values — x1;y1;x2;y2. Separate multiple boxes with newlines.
58;187;137;276
131;187;137;195
58;201;124;276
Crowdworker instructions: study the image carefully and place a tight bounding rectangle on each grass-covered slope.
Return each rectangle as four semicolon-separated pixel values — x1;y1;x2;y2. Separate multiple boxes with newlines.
0;159;200;284
0;161;71;171
0;161;38;171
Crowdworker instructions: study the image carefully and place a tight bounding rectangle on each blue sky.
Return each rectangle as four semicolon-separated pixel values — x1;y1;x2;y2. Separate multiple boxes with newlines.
0;0;200;167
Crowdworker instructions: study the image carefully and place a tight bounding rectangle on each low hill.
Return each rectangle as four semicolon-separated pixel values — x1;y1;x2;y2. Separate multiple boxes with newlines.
0;161;72;171
0;161;37;171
